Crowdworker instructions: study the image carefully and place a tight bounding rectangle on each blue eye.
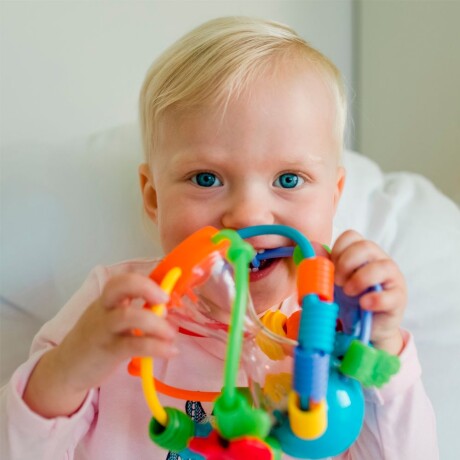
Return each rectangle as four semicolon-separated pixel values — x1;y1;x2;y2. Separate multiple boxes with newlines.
274;173;304;189
191;172;222;187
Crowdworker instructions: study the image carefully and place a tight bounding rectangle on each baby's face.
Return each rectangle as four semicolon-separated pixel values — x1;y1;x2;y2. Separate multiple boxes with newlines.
141;67;344;312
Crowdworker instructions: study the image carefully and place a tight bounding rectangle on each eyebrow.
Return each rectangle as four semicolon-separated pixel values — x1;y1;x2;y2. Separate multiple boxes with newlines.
279;153;326;165
169;149;226;169
168;146;330;172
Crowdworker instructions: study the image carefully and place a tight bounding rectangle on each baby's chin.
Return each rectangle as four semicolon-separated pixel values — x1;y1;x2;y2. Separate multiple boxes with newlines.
249;259;297;312
249;280;296;315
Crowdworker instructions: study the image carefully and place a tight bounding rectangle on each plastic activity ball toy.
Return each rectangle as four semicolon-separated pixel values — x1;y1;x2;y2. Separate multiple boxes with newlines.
127;224;400;459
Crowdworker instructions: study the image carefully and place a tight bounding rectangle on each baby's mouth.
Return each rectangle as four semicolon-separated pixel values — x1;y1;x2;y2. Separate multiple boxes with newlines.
248;247;295;273
249;254;276;272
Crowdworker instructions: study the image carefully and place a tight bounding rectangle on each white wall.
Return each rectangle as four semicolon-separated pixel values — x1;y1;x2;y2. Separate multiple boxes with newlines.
0;0;353;146
355;1;460;204
0;0;354;390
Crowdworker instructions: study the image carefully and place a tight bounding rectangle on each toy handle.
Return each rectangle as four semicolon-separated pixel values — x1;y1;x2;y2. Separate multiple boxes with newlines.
334;284;383;345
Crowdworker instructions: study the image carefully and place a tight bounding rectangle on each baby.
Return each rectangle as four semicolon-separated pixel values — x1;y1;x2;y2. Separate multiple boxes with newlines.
2;17;437;459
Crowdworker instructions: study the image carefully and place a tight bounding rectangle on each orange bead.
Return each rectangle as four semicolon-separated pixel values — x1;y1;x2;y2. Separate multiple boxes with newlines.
286;310;302;341
297;256;334;302
127;357;141;376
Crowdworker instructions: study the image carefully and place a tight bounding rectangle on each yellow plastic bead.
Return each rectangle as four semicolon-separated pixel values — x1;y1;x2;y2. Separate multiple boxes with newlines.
263;372;292;403
256;311;288;360
288;391;327;440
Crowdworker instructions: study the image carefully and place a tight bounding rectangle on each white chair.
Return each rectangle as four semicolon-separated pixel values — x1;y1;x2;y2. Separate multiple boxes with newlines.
1;124;459;458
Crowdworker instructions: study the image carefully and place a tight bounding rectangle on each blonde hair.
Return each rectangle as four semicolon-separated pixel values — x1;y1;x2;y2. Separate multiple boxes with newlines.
139;16;346;163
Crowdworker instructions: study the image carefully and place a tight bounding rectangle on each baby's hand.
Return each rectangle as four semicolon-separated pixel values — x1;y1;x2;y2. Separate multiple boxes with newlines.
331;230;407;355
58;273;178;389
23;273;178;418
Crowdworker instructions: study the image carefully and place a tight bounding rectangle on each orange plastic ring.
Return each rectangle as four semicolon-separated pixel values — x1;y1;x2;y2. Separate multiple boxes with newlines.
297;256;334;302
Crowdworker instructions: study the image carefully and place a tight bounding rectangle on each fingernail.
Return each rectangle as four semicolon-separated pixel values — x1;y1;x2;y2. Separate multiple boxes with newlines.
158;290;169;302
360;296;373;310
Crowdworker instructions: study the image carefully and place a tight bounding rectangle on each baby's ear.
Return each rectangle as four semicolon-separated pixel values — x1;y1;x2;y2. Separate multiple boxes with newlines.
139;163;158;223
334;166;346;210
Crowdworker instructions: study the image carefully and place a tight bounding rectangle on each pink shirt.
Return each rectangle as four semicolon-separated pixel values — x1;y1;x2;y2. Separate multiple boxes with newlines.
1;259;439;459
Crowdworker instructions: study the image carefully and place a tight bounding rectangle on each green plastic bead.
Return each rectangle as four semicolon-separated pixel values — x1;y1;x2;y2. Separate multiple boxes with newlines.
213;389;271;440
339;340;400;388
148;407;194;452
293;243;330;265
226;240;254;264
292;245;303;265
212;229;255;264
265;436;282;460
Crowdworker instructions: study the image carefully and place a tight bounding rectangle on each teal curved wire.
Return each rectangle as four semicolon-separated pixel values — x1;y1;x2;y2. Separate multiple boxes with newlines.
237;224;315;259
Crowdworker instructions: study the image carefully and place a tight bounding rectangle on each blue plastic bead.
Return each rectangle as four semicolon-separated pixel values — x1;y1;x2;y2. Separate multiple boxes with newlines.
298;295;338;353
293;349;329;402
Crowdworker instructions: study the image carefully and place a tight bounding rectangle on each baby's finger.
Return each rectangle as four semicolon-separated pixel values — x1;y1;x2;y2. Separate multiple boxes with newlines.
107;307;177;340
359;288;406;315
101;273;169;309
342;259;397;297
115;335;179;360
330;230;364;264
334;241;387;286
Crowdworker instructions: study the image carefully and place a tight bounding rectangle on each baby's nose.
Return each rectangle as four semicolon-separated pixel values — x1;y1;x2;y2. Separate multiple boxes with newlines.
220;190;274;230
